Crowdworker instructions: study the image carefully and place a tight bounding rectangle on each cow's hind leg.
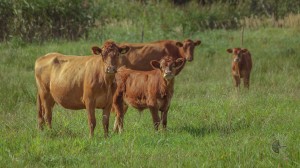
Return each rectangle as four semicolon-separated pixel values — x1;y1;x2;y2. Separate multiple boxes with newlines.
37;93;45;130
42;94;55;129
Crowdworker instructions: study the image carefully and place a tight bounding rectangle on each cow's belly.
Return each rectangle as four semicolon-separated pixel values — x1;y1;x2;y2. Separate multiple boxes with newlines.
51;87;85;110
124;96;148;111
49;79;86;110
95;93;111;109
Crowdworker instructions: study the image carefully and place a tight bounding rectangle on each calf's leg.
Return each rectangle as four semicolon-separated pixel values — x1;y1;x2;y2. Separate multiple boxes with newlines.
233;75;241;88
243;74;250;89
150;107;160;131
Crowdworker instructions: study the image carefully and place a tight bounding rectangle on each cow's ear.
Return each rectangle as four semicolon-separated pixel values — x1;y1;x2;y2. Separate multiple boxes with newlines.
174;58;185;70
118;45;130;54
92;46;102;55
176;42;183;47
150;60;161;69
226;48;233;53
194;40;201;46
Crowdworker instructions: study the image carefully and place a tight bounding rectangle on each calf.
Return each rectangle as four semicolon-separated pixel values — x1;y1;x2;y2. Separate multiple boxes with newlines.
113;56;185;133
227;48;252;89
35;41;129;137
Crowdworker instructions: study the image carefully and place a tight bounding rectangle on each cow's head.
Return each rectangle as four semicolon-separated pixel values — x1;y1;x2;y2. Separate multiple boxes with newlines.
226;48;248;63
176;39;201;62
150;56;185;80
92;41;129;74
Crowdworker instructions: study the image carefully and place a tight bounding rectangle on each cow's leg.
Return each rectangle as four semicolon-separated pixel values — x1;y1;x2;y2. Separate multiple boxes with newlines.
161;108;169;129
113;91;125;133
113;104;127;133
37;93;45;130
233;75;241;88
103;105;111;138
244;74;250;89
85;99;96;138
43;95;55;129
150;107;160;131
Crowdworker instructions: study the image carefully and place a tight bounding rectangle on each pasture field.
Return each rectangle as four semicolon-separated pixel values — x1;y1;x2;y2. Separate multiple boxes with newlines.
0;28;299;167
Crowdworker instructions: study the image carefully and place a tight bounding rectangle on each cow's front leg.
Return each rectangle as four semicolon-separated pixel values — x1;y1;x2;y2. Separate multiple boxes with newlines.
161;108;169;129
103;105;111;138
150;107;160;131
233;75;241;88
85;100;96;138
243;74;250;89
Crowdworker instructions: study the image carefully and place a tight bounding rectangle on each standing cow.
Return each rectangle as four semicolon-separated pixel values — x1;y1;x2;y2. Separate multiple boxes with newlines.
226;48;252;89
117;39;201;75
35;41;129;137
113;56;185;133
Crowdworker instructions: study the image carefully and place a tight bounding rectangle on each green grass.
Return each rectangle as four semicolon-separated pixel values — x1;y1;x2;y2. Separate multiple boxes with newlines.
0;27;300;167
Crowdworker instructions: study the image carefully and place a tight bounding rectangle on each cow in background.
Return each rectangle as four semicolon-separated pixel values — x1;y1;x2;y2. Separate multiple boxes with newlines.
117;39;201;75
35;41;129;138
113;56;185;133
227;48;252;89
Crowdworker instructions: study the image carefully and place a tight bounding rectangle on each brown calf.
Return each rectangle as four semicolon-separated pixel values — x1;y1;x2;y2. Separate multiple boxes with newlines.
113;56;185;133
227;48;253;89
118;39;201;75
35;41;129;137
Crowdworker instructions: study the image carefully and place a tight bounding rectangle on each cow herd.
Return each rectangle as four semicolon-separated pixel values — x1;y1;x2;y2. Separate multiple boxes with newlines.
34;39;252;138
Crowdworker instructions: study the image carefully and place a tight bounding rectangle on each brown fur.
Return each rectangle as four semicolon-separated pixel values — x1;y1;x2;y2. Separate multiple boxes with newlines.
35;41;129;137
113;56;185;133
227;48;253;89
117;39;201;75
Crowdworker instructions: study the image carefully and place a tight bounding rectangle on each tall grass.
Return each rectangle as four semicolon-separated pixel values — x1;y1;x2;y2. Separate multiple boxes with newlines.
0;27;299;167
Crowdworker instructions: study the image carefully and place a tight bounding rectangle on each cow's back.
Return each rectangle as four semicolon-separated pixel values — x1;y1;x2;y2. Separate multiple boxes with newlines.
120;40;182;71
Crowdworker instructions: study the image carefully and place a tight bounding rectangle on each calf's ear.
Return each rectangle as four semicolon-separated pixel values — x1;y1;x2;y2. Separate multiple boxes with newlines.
92;46;102;55
118;45;130;54
226;48;233;53
174;58;185;70
150;60;161;69
194;40;201;46
176;42;183;47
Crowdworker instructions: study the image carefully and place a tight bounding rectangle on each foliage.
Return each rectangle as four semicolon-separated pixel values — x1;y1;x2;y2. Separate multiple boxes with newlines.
1;0;300;42
0;0;97;42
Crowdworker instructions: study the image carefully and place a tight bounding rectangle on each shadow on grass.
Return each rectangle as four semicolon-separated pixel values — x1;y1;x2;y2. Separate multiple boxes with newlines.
175;121;251;137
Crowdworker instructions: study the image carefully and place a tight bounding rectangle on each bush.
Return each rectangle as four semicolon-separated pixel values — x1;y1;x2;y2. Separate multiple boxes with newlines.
1;0;97;42
0;0;14;41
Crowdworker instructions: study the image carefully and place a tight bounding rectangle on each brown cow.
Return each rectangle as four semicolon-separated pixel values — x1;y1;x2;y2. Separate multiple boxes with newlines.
113;56;185;133
226;48;253;89
35;41;129;137
118;39;201;75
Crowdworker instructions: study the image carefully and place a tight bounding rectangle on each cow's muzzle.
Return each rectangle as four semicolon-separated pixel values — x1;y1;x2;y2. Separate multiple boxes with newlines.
233;58;240;62
163;71;174;79
105;66;117;74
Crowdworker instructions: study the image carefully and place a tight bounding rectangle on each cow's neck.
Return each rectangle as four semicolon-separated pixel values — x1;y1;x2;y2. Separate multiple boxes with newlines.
178;48;186;59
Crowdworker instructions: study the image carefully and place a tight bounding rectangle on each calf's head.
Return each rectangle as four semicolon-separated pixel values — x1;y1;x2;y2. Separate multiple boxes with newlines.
176;39;201;62
227;48;249;63
150;57;185;80
92;41;129;74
